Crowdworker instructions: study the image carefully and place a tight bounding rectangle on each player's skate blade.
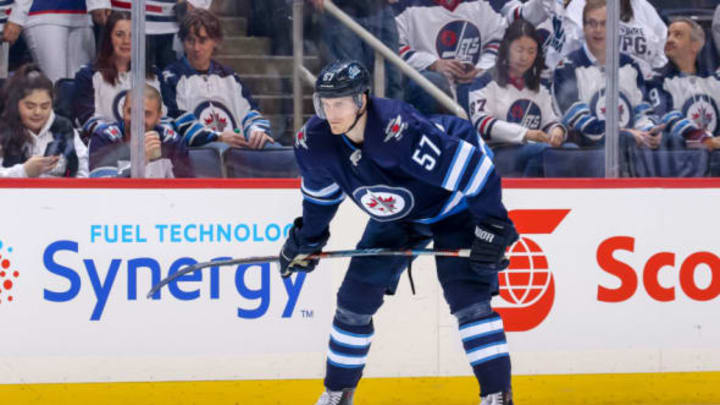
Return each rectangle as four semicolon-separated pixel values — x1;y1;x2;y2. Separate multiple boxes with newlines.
314;388;355;405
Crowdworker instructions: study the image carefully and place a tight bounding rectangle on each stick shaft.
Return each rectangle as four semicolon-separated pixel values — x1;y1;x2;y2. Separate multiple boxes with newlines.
146;248;470;298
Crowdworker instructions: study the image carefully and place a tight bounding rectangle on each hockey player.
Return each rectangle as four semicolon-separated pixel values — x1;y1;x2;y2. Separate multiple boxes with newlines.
552;0;661;149
649;18;720;150
566;0;667;79
161;9;273;149
279;60;518;405
88;85;188;177
468;19;567;177
394;0;507;114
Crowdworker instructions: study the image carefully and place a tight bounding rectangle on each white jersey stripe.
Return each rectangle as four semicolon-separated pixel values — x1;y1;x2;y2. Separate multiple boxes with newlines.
330;325;373;348
327;349;368;367
442;141;474;191
466;342;509;365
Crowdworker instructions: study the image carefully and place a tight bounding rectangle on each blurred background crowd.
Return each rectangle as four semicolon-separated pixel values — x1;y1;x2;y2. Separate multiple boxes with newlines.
0;0;718;178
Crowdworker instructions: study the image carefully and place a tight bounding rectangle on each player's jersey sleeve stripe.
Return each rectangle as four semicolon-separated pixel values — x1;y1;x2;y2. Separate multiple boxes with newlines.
303;193;346;206
301;179;341;198
462;154;494;197
441;140;475;191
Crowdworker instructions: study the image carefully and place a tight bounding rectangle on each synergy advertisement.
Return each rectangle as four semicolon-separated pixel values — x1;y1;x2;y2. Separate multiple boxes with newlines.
0;183;718;383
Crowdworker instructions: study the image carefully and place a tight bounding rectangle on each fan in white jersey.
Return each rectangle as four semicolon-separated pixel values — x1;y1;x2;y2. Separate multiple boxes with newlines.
161;8;273;149
468;19;567;177
649;18;720;151
8;0;108;83
566;0;667;79
552;0;663;149
502;0;583;70
394;0;507;114
73;12;167;142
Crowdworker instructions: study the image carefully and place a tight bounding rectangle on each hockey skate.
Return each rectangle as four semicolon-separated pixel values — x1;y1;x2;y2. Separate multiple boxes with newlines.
314;387;355;405
479;389;513;405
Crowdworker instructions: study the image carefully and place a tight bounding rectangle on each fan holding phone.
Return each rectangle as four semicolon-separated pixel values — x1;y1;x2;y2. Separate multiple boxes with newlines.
0;65;88;178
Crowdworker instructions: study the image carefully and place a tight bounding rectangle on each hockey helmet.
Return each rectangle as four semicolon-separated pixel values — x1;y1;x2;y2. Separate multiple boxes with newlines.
313;60;370;119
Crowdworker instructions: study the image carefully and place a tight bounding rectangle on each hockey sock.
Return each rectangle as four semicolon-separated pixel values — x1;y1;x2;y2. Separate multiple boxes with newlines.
458;311;511;395
324;317;374;391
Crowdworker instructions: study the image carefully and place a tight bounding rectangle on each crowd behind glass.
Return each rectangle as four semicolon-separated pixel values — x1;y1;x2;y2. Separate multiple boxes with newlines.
0;0;719;178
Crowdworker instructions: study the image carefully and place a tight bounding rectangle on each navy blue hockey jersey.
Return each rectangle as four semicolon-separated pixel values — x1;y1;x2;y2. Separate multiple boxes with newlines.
295;97;508;239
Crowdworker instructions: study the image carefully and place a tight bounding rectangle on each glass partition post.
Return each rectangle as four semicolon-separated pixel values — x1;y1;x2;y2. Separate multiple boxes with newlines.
130;0;147;178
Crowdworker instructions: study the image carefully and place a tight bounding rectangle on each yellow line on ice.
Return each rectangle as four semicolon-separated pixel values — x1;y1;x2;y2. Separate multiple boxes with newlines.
2;372;720;404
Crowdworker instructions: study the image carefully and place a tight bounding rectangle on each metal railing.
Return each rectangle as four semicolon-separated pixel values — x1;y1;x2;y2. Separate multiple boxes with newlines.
292;0;468;132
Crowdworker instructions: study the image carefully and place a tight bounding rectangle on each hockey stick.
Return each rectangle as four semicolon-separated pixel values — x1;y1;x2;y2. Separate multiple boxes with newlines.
146;248;471;298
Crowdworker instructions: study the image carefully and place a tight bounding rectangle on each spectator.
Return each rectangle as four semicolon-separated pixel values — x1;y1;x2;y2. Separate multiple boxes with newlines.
310;0;402;99
0;64;88;177
468;19;567;177
649;18;720;150
1;1;20;43
73;11;165;142
566;0;667;79
713;4;720;59
161;9;274;149
8;0;107;83
502;0;583;70
105;0;212;71
553;0;662;149
89;85;187;177
394;0;507;115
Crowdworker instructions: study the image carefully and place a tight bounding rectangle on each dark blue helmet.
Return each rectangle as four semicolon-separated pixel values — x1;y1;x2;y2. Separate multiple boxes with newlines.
314;60;370;98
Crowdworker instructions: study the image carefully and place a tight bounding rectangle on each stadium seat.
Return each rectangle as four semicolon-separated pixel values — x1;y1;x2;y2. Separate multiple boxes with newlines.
543;148;605;177
629;146;709;177
188;142;228;178
89;143;131;178
224;146;299;178
54;78;76;122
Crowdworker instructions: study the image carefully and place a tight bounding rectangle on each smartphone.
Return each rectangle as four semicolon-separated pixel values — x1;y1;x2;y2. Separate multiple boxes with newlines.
44;140;63;157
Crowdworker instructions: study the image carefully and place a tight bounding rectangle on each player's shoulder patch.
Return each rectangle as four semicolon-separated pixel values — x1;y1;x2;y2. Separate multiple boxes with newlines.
384;114;408;143
294;124;309;150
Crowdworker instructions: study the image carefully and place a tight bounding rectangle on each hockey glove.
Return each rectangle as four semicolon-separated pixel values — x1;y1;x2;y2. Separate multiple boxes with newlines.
470;218;519;277
279;217;330;278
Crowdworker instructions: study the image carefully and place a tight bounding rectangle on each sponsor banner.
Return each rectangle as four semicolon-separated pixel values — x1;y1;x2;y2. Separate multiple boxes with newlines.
1;186;719;383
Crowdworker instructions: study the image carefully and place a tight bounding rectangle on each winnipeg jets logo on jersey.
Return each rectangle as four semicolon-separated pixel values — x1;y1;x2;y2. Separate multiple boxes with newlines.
113;90;129;122
384;115;407;142
591;91;632;128
682;95;719;135
352;186;415;222
194;101;237;132
295;126;308;149
506;100;543;130
436;21;482;65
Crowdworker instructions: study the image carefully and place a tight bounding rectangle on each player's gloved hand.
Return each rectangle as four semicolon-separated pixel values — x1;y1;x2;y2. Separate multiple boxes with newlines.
469;218;519;276
279;217;329;278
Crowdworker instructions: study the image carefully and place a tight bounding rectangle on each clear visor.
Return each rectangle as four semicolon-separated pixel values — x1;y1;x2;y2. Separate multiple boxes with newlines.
313;93;364;120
